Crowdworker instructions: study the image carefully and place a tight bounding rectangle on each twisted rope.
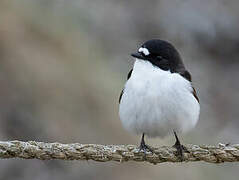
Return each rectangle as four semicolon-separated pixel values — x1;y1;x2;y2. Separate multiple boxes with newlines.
0;141;239;164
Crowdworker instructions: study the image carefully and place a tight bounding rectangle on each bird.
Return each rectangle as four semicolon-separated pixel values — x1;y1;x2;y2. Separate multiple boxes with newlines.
119;39;200;159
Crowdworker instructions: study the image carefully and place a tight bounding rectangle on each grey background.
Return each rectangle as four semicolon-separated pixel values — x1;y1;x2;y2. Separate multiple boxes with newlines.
0;0;239;179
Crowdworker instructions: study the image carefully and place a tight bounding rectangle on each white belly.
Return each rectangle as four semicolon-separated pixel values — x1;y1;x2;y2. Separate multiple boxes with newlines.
119;60;200;138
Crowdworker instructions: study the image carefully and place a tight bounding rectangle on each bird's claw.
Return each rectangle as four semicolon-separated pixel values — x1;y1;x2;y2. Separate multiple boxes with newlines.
138;133;154;160
173;143;189;161
173;131;190;161
139;143;153;153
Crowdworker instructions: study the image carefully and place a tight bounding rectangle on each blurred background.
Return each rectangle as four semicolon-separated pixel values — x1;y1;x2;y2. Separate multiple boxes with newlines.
0;0;239;179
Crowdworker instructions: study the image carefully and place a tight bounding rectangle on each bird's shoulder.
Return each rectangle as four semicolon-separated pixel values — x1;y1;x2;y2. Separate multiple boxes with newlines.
119;69;133;103
179;70;199;103
119;68;199;104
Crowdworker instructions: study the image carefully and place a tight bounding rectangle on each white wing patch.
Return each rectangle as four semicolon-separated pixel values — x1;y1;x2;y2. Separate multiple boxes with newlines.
138;47;150;56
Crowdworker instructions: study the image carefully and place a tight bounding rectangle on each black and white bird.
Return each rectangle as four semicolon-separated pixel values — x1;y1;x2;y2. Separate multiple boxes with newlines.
119;39;200;158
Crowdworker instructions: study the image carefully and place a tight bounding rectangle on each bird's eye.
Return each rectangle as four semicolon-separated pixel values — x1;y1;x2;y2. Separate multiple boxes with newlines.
138;47;150;56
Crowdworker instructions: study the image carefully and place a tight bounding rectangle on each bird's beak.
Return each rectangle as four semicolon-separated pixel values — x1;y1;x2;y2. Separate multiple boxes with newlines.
131;52;146;60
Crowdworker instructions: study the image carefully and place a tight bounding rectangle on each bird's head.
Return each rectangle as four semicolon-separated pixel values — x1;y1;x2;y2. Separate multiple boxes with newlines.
131;39;185;73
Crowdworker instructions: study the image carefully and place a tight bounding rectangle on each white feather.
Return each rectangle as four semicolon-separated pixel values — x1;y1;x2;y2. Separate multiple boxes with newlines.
138;47;150;56
119;59;200;138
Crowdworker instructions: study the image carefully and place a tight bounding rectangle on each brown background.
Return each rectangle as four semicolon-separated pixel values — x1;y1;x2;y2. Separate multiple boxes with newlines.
0;0;239;179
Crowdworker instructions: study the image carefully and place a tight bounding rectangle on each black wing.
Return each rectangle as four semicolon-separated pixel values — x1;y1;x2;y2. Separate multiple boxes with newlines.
180;70;199;103
119;69;133;103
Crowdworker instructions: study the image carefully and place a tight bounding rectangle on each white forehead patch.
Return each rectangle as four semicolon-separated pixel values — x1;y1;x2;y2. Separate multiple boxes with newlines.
138;47;150;56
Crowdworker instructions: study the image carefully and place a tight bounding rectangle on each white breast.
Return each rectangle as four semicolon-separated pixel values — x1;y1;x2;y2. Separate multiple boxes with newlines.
119;59;200;138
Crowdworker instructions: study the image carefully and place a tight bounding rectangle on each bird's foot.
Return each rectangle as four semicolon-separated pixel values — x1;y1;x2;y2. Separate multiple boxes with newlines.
139;142;154;154
173;131;190;161
139;142;153;160
173;143;189;161
138;133;154;158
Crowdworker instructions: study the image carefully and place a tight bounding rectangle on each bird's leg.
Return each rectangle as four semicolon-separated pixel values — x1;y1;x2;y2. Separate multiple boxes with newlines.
172;131;189;161
139;133;153;155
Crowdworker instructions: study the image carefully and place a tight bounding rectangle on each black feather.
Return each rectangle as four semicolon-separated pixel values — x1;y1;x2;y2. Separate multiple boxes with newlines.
119;69;133;103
